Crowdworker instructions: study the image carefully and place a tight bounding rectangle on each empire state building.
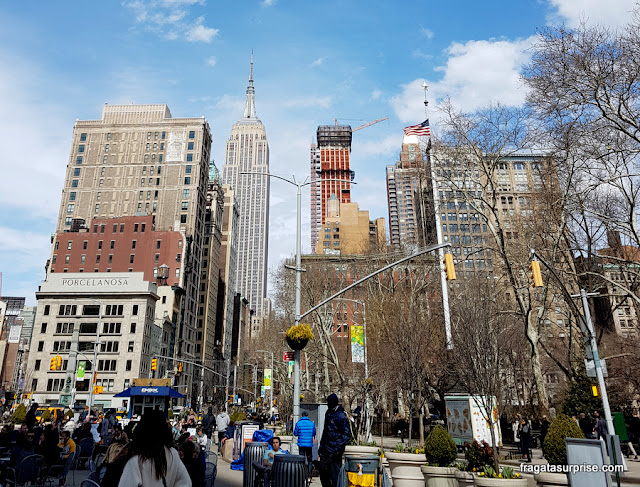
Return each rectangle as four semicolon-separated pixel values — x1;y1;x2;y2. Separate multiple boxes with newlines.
222;56;270;316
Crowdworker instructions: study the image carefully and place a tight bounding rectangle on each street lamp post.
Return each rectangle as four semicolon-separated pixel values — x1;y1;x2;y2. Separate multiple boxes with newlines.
241;171;353;428
85;298;103;415
333;297;371;441
256;350;274;416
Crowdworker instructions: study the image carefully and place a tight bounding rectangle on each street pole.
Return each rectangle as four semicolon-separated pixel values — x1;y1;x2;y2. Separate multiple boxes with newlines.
256;350;274;417
293;182;302;427
579;289;615;435
423;81;452;349
87;299;102;415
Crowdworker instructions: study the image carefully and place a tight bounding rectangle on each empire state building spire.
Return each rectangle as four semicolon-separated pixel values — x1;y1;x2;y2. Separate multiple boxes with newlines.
242;53;257;119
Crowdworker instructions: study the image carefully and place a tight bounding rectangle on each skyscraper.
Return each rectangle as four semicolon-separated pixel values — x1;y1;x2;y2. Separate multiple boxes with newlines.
222;57;270;316
386;135;426;250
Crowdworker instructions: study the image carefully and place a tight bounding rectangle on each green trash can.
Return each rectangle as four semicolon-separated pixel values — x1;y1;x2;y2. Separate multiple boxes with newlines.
344;455;380;486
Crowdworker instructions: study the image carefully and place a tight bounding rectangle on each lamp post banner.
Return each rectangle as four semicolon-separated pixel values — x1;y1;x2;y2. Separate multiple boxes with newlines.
351;325;364;363
77;361;86;381
264;368;272;389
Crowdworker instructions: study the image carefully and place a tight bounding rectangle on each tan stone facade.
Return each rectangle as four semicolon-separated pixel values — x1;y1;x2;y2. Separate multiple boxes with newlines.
315;200;386;255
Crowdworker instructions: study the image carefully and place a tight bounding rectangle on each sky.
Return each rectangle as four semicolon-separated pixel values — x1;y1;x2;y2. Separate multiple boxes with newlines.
0;0;637;305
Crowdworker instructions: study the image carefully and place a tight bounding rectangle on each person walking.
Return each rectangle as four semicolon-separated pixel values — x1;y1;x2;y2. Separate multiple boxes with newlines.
294;410;317;477
318;393;351;487
628;410;640;460
201;406;215;451
215;408;230;453
518;418;532;462
579;413;594;439
118;410;191;487
594;410;608;440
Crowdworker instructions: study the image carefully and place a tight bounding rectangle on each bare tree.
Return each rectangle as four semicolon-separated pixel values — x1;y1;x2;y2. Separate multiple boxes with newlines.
450;276;511;468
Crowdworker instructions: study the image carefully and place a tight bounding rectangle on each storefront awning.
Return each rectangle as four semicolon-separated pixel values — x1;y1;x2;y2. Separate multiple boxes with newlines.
113;386;185;398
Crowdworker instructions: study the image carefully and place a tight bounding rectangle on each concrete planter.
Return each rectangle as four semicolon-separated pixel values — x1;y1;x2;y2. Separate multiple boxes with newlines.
534;472;569;486
474;476;528;486
279;435;293;452
344;445;380;457
385;452;426;487
455;470;475;487
420;465;457;487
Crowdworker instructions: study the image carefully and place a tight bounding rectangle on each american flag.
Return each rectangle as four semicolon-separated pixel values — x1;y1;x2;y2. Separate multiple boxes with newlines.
403;119;431;137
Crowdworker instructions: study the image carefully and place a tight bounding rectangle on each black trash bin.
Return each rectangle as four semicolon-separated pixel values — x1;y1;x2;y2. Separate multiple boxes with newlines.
272;454;306;487
344;455;380;486
243;441;268;487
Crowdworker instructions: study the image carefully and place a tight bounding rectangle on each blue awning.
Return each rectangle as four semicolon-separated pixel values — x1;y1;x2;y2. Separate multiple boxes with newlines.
113;386;185;398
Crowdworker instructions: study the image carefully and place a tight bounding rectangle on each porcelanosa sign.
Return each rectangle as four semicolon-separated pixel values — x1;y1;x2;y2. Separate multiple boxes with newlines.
42;272;149;294
61;278;130;287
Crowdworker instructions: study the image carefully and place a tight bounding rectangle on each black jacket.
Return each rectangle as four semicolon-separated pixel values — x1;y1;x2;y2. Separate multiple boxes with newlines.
201;413;215;435
319;405;350;459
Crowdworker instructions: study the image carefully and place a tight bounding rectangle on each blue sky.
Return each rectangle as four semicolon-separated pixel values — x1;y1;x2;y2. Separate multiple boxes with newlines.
0;0;636;304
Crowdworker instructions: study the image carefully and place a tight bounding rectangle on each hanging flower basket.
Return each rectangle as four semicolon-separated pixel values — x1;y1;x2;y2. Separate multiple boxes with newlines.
286;324;314;351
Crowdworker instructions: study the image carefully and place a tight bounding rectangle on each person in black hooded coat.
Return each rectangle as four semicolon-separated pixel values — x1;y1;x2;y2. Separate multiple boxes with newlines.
318;393;351;487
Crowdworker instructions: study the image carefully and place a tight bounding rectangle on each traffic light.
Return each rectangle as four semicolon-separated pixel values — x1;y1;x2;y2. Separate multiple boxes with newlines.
178;362;183;372
443;253;456;280
50;355;62;370
592;385;599;397
529;260;543;288
151;358;157;371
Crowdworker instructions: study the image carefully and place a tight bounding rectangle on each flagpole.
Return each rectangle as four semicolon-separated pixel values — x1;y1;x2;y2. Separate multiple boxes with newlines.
422;82;453;349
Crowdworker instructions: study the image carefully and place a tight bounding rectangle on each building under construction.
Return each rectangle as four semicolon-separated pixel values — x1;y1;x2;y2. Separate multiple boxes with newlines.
310;119;386;251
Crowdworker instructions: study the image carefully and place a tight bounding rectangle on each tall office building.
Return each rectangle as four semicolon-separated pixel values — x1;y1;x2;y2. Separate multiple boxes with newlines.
386;135;425;250
29;104;211;406
310;125;354;251
222;58;270;316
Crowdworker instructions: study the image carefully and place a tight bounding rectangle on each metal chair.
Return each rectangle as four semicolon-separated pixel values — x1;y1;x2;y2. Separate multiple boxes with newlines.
204;461;217;487
74;438;95;471
5;454;45;487
206;450;218;466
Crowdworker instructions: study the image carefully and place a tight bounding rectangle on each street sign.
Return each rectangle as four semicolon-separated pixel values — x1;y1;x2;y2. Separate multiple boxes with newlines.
585;358;608;378
283;351;294;361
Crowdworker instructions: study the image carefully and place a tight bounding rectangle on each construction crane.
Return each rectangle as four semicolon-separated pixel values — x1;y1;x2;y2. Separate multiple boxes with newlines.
333;117;389;131
353;117;388;132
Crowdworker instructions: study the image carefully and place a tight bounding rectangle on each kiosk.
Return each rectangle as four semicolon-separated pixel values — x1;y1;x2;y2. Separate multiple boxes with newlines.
114;379;185;418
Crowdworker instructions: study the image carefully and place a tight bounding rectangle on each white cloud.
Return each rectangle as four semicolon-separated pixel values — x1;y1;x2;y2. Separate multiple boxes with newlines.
352;134;398;158
124;1;218;43
206;56;217;67
370;89;382;100
392;37;534;122
282;96;332;108
186;17;219;43
420;26;434;39
412;49;432;60
546;0;637;28
262;0;276;6
311;57;324;67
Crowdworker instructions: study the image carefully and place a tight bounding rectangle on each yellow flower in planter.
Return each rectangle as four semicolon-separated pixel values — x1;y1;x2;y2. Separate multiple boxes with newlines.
286;324;314;350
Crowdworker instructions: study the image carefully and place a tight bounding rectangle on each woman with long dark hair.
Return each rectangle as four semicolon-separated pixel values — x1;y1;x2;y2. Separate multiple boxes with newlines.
118;410;191;487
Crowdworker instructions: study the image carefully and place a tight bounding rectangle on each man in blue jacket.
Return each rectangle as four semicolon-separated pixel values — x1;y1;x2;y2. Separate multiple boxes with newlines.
318;393;351;487
294;410;317;477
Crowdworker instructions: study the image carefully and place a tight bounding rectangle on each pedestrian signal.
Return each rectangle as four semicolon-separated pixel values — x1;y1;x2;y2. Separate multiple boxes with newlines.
443;253;456;280
529;260;543;288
